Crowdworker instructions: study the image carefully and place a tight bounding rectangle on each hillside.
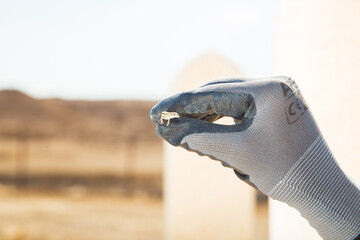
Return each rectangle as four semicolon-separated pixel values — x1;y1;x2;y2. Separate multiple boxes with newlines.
0;90;159;142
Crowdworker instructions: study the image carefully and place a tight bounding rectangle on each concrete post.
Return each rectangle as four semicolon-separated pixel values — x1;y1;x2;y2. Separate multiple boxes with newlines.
272;0;360;239
164;53;257;240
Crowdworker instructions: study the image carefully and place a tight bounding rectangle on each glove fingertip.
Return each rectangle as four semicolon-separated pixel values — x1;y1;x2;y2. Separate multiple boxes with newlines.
156;118;191;146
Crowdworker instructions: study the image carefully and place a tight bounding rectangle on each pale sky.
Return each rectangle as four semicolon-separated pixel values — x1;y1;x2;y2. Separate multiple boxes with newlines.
0;0;276;100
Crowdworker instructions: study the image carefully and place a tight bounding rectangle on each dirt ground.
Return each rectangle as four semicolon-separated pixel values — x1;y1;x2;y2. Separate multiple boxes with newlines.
0;138;164;240
0;190;163;240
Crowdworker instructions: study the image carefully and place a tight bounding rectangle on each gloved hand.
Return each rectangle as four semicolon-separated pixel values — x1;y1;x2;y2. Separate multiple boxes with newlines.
150;76;360;240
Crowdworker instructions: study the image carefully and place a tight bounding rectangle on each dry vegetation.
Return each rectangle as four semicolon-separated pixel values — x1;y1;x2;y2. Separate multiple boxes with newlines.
0;90;163;240
0;90;158;141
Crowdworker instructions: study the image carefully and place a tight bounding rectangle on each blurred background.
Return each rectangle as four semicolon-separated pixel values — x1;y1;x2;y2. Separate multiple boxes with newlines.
0;0;359;240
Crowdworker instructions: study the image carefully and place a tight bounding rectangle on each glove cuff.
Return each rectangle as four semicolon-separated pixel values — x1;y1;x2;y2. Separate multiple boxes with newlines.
269;135;360;240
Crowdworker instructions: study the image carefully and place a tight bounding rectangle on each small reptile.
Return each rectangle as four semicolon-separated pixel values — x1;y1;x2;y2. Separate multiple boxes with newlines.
160;111;180;127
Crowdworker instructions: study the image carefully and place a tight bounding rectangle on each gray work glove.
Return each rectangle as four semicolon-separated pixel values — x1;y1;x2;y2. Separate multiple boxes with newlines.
150;76;360;240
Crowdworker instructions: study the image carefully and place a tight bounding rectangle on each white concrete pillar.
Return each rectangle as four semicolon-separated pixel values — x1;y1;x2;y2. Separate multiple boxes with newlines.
164;53;257;240
272;0;360;239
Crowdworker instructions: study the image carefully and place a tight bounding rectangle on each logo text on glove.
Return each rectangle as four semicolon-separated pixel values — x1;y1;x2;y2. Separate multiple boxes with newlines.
281;83;308;124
